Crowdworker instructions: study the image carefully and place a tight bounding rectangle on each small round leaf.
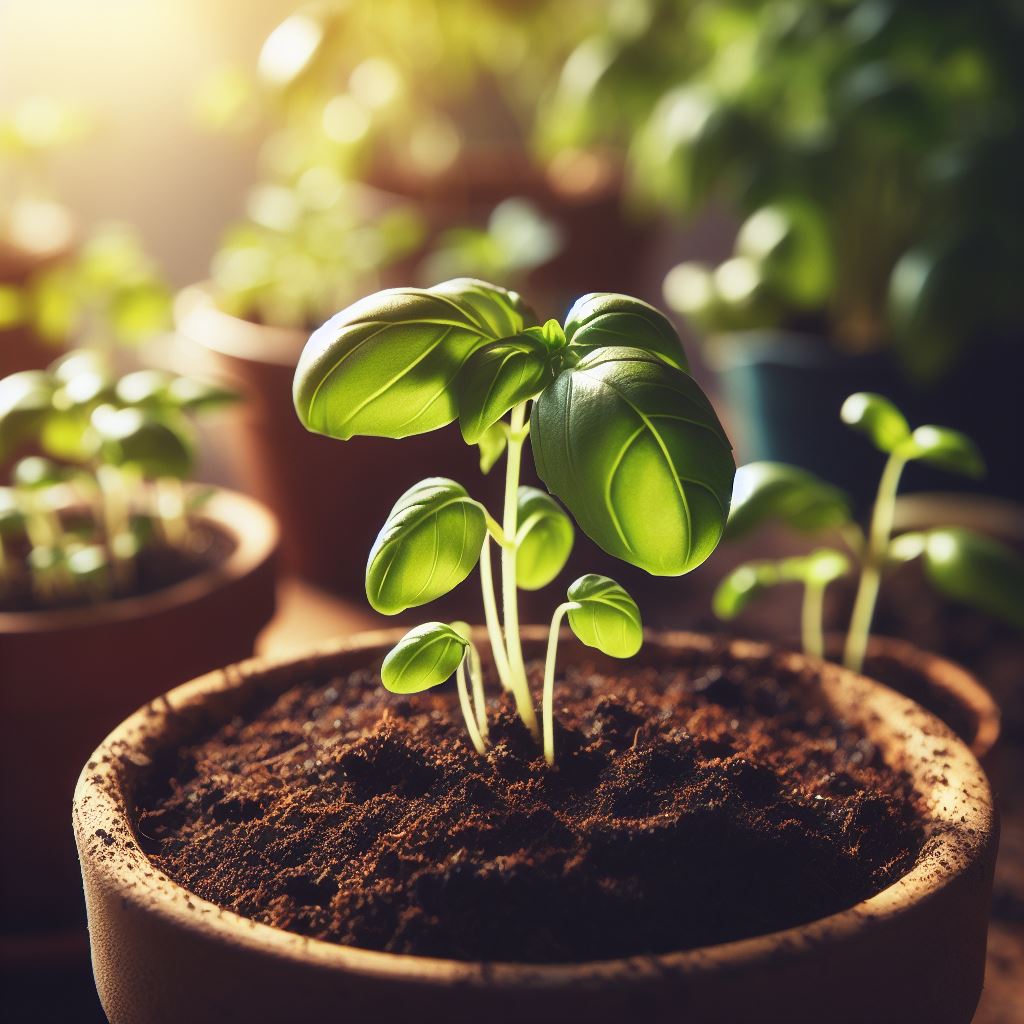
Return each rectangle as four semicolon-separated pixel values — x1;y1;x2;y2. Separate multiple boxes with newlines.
840;392;911;453
381;622;469;694
904;426;985;478
515;486;574;591
712;562;778;619
91;406;194;479
366;478;487;615
726;462;851;539
566;574;642;658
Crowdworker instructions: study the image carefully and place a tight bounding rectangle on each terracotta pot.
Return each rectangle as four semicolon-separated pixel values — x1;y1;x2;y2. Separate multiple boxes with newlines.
2;488;278;934
853;635;1001;779
172;284;495;595
75;629;997;1024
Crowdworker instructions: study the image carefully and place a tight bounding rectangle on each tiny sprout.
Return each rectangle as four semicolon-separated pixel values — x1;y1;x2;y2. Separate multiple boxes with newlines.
294;279;734;762
0;353;239;608
714;393;1024;671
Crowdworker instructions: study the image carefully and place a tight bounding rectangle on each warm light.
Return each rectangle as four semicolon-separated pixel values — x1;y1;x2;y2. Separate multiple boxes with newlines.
349;58;402;110
258;13;323;88
664;262;714;314
715;257;759;304
322;94;371;145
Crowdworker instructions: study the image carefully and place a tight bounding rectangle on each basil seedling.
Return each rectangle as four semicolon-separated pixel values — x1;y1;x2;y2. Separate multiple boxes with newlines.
295;278;735;763
713;393;1024;670
0;354;238;607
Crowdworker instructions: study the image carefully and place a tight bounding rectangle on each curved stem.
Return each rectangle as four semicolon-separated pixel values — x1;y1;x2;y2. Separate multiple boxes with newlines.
501;402;538;737
801;581;825;659
844;452;906;672
467;639;488;740
542;603;573;766
479;537;512;692
456;657;487;755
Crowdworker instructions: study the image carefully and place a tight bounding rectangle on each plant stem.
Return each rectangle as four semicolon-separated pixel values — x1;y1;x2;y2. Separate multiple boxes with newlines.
467;638;488;740
479;536;513;692
501;402;538;738
97;465;135;592
155;477;188;547
844;452;906;672
456;657;487;755
801;581;825;659
542;603;573;766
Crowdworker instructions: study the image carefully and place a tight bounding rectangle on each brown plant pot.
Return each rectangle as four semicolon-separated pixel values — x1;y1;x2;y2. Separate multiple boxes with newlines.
172;284;495;595
850;635;1001;780
74;630;997;1024
2;488;278;938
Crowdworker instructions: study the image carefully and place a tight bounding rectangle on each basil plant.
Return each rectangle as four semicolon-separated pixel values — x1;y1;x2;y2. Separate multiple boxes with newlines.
294;278;734;764
714;393;1024;669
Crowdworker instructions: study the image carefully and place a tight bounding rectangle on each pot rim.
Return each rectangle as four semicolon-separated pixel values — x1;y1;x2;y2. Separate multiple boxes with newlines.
0;486;277;634
74;628;995;988
822;633;1000;764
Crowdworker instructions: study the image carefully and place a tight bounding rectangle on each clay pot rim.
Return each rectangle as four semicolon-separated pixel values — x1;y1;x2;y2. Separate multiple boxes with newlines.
74;628;994;987
0;487;277;634
819;633;1000;765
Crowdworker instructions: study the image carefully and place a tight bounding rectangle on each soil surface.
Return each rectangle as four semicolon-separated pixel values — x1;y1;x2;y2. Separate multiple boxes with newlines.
137;647;925;964
0;521;232;613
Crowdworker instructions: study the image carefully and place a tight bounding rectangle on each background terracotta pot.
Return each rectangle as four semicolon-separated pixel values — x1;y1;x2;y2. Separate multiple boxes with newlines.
75;629;997;1024
172;284;490;594
1;487;277;939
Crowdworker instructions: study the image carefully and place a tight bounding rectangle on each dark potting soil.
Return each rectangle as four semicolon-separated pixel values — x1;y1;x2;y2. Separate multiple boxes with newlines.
137;647;925;964
0;522;232;613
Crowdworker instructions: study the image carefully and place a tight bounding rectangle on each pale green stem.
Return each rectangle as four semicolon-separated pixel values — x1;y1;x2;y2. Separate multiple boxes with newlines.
802;580;826;660
155;477;188;547
97;464;135;591
465;637;488;740
542;603;573;766
479;536;513;692
501;402;539;738
456;657;487;755
844;453;907;672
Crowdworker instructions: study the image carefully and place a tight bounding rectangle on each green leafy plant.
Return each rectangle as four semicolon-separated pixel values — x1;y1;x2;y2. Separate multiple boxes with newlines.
0;223;171;349
713;393;1024;670
294;277;734;763
0;353;236;607
550;0;1024;381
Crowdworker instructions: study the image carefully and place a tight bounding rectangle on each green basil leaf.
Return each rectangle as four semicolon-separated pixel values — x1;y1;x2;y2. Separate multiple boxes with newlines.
91;406;194;479
366;477;487;615
455;332;554;444
840;392;911;453
0;370;54;458
903;426;985;478
565;574;642;658
726;461;851;539
115;370;175;408
293;278;534;441
381;622;469;694
800;547;851;585
921;528;1024;631
564;292;688;370
13;456;65;490
515;486;574;591
476;421;507;475
166;375;240;412
531;346;734;576
712;561;778;619
0;487;24;535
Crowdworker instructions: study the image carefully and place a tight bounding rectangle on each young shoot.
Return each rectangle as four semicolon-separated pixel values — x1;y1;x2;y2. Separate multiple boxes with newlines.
713;393;1024;670
294;279;735;762
0;353;237;608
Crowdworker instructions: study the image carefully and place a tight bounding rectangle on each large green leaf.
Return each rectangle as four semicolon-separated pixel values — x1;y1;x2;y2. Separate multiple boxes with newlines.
293;278;534;440
515;486;574;591
531;346;734;576
565;574;642;658
921;528;1024;631
365;478;487;615
380;622;469;694
564;292;688;370
725;462;851;539
454;332;554;444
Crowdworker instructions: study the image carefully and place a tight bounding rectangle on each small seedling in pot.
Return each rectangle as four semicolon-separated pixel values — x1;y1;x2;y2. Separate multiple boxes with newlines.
294;278;735;763
713;393;1024;669
0;352;237;606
